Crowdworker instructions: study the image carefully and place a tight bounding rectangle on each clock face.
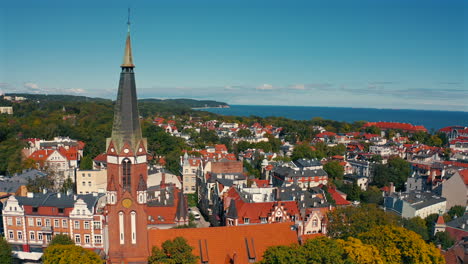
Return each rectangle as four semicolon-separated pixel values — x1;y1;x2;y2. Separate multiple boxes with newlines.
122;198;132;208
276;210;281;216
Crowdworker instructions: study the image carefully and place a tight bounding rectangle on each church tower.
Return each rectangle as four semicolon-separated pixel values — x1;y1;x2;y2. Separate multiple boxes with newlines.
105;16;150;263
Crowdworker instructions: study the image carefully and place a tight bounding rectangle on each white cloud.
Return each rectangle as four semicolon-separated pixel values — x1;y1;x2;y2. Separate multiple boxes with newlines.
256;83;274;90
24;82;39;90
66;88;86;94
290;84;305;90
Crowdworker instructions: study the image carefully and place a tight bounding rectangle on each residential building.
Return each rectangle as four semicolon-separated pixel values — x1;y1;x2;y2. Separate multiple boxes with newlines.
2;193;106;261
441;169;468;209
384;191;447;218
0;106;13;114
76;169;107;194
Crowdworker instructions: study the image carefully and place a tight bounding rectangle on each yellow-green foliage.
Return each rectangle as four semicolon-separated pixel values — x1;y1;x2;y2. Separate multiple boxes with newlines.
42;245;102;264
337;237;384;264
358;226;445;264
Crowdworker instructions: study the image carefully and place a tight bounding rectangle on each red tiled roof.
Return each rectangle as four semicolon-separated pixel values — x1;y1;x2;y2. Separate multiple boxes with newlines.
251;179;269;188
443;161;468;169
148;222;299;264
29;149;55;162
459;169;468;185
93;153;107;162
363;122;427;132
58;146;78;161
316;131;337;138
328;188;351;206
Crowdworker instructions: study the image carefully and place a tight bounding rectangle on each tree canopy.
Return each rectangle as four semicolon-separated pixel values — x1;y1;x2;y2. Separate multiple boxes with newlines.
49;234;74;246
42;245;102;264
148;237;198;264
0;237;12;264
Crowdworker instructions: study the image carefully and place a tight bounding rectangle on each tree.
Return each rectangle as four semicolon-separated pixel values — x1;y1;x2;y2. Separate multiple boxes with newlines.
337;237;384;264
258;244;306;264
27;175;54;193
327;204;399;239
42;245;102;264
447;205;465;219
60;178;75;193
360;186;383;204
148;237;198;264
372;156;410;191
79;155;93;170
365;126;381;135
291;143;316;161
358;226;445;264
323;161;344;180
433;231;455;250
49;234;74;246
0;236;12;264
301;237;351;264
237;128;253;138
402;216;429;241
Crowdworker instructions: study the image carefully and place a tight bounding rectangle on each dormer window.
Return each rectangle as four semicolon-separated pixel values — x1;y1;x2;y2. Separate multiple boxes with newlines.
244;218;250;224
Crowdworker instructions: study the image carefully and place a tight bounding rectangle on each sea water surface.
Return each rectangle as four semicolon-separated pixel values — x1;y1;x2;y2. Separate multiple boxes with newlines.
202;105;468;131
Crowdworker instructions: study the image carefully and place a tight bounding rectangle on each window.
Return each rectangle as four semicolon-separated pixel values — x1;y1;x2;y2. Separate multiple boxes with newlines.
32;206;38;213
16;218;22;226
45;219;51;227
75;235;81;244
88;181;92;187
17;231;23;240
312;219;318;227
62;219;68;228
94;235;102;244
54;219;59;227
244;218;250;224
30;232;35;240
28;218;34;226
84;221;90;229
88;173;91;177
82;173;85;177
191;186;196;191
36;218;42;226
38;233;43;241
260;217;267;224
85;235;90;244
46;234;52;243
74;221;80;229
122;159;131;191
6;217;12;226
82;181;85;186
8;231;13;239
93;221;101;230
58;208;64;214
275;217;282;222
185;177;189;182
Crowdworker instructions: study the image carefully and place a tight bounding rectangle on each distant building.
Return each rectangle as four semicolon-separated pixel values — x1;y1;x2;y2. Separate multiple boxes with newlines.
441;169;468;209
76;169;107;194
384;191;447;218
0;106;13;114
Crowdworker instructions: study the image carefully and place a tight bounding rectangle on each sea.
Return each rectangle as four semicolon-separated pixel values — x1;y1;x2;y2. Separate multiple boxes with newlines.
201;105;468;131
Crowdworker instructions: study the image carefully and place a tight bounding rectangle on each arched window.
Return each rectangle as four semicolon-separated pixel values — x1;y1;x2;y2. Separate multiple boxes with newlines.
122;159;131;191
119;212;124;244
131;211;136;244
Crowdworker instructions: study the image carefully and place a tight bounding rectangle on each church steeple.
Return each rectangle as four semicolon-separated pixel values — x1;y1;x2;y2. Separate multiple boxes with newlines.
109;12;142;152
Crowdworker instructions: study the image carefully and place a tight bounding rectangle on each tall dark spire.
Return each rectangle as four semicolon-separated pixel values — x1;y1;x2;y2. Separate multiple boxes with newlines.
110;11;142;151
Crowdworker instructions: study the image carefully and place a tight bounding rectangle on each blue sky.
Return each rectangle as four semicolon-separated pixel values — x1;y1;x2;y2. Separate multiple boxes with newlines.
0;0;466;111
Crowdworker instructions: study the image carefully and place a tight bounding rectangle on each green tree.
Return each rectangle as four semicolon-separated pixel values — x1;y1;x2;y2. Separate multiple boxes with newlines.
433;231;455;250
237;128;253;138
372;156;410;191
148;237;198;264
360;186;383;204
0;236;12;264
323;161;344;180
402;216;429;241
358;226;445;264
291;143;316;161
258;244;306;264
301;237;351;264
27;175;54;193
365;126;381;135
60;178;75;193
49;234;74;246
42;245;102;264
447;205;465;219
79;155;93;170
327;204;399;239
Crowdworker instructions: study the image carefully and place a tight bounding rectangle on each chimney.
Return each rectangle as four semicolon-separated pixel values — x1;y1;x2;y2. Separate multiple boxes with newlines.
160;173;166;188
27;192;34;198
42;188;47;194
57;193;61;198
389;182;395;194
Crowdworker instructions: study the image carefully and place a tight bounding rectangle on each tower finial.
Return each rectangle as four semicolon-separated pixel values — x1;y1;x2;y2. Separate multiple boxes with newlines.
121;8;135;68
127;8;131;33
